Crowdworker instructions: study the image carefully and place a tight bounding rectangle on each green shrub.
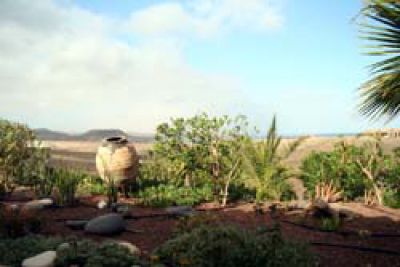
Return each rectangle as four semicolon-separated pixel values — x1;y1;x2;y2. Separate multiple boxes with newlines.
383;189;400;209
78;174;107;196
0;119;49;198
138;184;213;207
301;140;400;204
319;217;341;232
154;225;317;267
300;142;369;200
56;239;139;267
51;168;87;206
0;235;63;266
153;113;249;205
0;236;141;267
174;212;220;236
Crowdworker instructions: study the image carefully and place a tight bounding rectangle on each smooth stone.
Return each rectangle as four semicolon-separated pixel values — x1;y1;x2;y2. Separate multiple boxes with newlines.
24;199;54;210
85;213;125;235
97;200;108;209
165;206;195;216
22;251;56;267
65;220;88;230
114;241;140;256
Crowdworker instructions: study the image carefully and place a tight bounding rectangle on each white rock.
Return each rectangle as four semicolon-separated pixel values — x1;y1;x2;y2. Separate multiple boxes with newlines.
115;241;140;256
24;199;53;210
97;200;108;209
22;251;56;267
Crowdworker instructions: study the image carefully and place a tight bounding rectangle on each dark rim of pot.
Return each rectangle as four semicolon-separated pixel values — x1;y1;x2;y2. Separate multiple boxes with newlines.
105;136;128;144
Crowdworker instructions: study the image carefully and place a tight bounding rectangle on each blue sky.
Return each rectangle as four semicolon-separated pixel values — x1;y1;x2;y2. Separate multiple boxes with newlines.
0;0;398;134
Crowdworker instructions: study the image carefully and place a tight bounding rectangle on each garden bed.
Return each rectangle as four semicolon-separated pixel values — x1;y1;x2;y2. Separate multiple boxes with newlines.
2;198;398;267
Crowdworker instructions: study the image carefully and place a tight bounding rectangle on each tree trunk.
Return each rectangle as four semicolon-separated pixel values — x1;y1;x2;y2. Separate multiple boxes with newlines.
184;173;191;187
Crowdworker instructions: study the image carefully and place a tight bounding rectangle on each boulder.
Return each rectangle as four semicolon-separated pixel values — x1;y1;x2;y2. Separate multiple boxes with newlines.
24;199;53;210
85;213;125;235
165;206;195;217
22;251;56;267
65;220;88;230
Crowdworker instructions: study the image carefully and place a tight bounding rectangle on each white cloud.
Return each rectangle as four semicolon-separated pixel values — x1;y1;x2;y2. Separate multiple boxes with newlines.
0;0;253;132
127;0;284;38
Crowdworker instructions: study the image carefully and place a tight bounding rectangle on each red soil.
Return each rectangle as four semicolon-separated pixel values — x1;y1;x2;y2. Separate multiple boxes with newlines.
3;198;400;267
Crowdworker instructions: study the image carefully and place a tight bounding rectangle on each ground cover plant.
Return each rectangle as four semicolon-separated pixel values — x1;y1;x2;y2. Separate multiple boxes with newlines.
154;224;317;267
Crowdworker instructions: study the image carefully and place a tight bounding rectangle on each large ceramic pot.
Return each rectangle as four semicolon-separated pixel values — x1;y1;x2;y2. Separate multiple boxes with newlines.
95;136;139;186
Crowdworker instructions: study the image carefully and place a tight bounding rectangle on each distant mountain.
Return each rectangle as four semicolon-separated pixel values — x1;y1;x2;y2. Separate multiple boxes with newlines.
34;128;154;143
34;128;73;140
79;129;128;141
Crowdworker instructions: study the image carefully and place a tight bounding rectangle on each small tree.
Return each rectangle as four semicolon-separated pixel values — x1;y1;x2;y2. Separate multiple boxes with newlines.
0;119;48;198
153;113;249;205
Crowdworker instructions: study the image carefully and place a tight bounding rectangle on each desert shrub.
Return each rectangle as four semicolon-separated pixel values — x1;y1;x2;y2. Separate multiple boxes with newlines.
0;235;63;266
33;166;56;198
154;225;317;267
138;184;213;207
0;205;43;238
301;140;400;204
0;119;49;198
52;168;87;206
300;142;369;200
56;239;139;267
78;174;107;196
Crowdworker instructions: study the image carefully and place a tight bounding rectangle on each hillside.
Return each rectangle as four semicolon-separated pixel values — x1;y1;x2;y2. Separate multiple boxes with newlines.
34;128;154;143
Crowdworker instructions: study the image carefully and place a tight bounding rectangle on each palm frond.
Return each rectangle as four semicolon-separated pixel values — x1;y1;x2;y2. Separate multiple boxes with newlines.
358;0;400;120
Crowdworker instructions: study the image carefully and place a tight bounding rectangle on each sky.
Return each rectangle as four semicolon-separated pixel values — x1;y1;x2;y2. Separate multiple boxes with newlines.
0;0;398;135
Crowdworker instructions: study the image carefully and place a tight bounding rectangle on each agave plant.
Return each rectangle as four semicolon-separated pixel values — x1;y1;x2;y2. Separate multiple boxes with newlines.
359;1;400;119
242;116;306;202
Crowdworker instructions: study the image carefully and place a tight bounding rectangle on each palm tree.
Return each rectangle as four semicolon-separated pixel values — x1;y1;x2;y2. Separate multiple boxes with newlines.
241;116;306;203
359;1;400;120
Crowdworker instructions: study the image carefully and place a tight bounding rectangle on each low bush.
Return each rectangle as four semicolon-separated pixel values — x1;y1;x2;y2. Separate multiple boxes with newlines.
319;217;341;232
0;236;141;267
137;184;213;207
53;168;86;206
383;189;400;209
0;235;63;266
56;239;139;267
154;225;317;267
78;174;107;196
301;140;400;205
300;143;367;200
174;212;220;236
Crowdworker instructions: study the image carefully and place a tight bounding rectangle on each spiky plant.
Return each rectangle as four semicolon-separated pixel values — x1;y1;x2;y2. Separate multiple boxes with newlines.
242;116;306;202
359;1;400;119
